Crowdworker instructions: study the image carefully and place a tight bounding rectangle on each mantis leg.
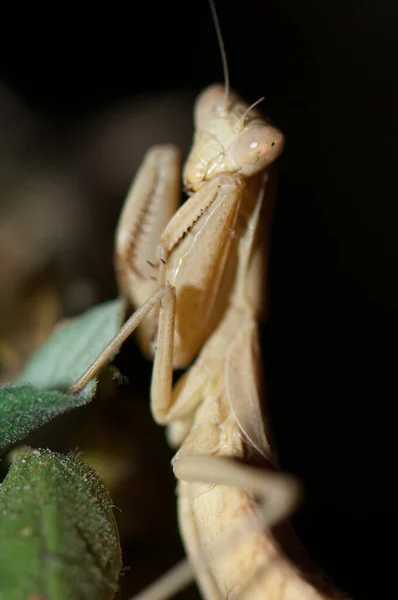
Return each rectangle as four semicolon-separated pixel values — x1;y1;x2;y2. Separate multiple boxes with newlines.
128;558;195;600
173;455;302;530
68;285;176;396
70;144;181;401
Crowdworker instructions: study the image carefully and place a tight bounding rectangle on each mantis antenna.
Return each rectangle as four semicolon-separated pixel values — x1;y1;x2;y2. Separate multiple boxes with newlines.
208;0;230;113
235;96;266;131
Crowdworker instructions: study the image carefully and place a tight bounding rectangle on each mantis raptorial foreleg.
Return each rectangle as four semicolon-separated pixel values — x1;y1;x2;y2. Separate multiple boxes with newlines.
162;171;273;446
69;141;267;426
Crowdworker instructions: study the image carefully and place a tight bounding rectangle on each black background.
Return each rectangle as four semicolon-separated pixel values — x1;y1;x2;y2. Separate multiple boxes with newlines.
1;1;397;598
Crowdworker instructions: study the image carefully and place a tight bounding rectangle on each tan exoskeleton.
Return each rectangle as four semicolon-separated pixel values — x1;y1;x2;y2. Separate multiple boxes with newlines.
119;87;347;599
69;81;285;434
69;94;348;599
69;3;350;598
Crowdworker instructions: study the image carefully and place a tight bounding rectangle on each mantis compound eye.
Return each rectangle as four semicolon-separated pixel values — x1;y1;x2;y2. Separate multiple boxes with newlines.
230;124;285;176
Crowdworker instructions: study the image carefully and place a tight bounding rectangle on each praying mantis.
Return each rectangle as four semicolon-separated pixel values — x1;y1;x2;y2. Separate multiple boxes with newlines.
68;3;350;599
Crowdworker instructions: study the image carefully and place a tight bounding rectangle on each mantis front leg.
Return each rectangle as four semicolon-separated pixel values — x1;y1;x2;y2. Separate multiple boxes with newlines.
69;145;246;427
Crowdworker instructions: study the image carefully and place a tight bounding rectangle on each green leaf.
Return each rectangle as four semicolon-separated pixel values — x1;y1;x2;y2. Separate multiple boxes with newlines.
0;300;123;450
16;299;123;399
0;385;91;450
0;448;122;600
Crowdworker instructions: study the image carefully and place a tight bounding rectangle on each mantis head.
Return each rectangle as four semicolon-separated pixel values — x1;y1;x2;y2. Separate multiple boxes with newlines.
183;83;285;191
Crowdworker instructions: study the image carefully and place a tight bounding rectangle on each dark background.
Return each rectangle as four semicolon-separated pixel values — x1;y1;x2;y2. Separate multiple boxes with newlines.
1;1;397;598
